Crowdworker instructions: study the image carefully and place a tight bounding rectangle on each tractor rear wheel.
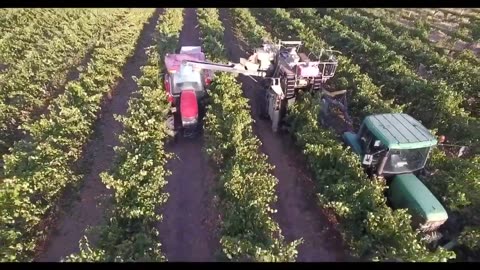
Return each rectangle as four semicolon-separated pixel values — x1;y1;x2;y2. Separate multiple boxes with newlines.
257;89;269;120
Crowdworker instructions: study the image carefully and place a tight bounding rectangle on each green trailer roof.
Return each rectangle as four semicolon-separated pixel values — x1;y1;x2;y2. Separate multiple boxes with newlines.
390;174;448;223
364;113;437;150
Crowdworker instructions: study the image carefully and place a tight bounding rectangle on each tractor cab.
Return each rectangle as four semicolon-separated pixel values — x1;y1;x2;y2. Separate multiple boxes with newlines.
343;113;437;176
343;113;448;235
164;47;213;138
164;47;211;99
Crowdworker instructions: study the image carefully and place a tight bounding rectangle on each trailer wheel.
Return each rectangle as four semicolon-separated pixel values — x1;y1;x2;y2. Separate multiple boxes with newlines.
319;97;328;127
258;90;269;119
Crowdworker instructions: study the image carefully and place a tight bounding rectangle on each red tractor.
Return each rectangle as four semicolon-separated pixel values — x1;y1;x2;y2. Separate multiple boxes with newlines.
163;46;213;138
163;46;264;138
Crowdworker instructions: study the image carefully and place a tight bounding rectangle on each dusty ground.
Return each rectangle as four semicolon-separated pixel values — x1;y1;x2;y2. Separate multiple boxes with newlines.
0;63;7;72
393;9;480;57
156;8;220;262
35;9;162;262
219;9;348;262
363;9;480;64
429;30;448;43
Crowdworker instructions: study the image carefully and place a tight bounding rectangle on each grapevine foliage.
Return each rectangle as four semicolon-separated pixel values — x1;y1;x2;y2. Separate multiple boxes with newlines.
64;8;184;262
0;9;154;262
247;8;456;261
288;8;479;146
0;9;123;157
197;8;301;262
314;8;480;260
287;92;454;261
330;9;479;117
250;8;402;125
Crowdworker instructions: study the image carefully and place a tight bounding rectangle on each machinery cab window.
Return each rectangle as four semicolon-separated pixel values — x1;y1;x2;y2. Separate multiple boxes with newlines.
382;147;430;174
358;124;378;153
173;81;201;94
358;124;386;167
171;71;203;96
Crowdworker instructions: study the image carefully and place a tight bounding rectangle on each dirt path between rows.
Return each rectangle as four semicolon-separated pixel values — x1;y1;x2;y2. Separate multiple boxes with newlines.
35;9;163;262
219;8;348;262
156;8;220;262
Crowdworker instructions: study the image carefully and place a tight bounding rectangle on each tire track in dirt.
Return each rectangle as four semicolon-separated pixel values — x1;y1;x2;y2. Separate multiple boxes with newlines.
156;8;220;262
219;8;348;262
35;9;163;262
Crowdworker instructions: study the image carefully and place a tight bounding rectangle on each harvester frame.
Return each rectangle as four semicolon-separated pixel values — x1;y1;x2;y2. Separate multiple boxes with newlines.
247;40;344;132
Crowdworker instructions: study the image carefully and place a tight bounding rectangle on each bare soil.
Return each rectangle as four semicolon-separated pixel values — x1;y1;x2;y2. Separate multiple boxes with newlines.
396;9;480;57
155;8;220;262
219;9;348;262
429;30;448;43
0;62;7;72
34;9;162;262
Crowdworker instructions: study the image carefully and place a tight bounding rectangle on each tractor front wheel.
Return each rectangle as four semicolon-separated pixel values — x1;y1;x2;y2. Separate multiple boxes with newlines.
166;115;178;141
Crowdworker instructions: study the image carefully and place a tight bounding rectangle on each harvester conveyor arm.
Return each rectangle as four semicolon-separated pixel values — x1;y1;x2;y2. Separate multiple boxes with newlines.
182;60;267;77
